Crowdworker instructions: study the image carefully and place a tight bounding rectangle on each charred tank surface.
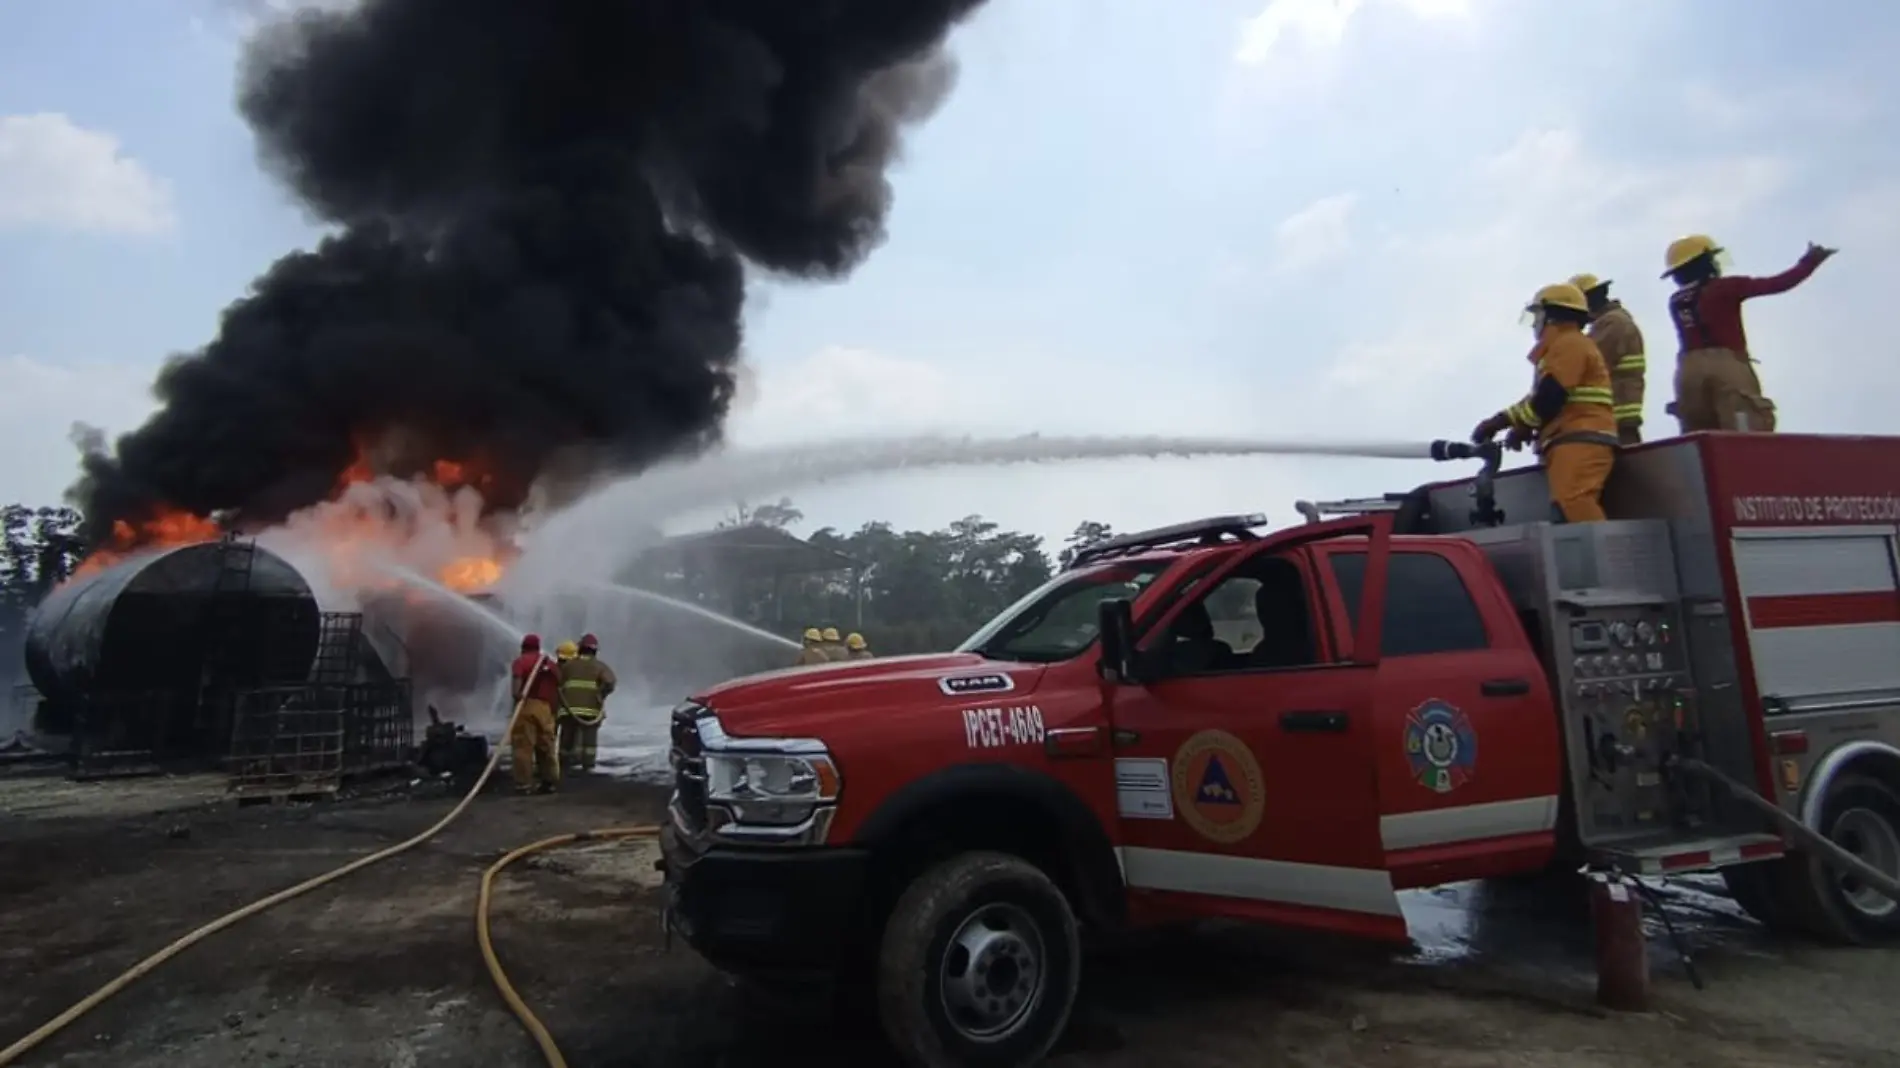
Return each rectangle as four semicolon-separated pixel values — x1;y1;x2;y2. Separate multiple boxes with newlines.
24;539;322;709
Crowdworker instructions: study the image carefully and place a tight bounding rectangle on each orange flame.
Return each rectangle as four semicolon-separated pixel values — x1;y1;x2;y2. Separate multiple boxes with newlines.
71;434;515;595
72;506;224;580
441;555;504;592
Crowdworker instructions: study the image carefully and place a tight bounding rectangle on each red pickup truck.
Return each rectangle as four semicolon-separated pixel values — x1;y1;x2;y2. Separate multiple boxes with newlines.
660;432;1900;1068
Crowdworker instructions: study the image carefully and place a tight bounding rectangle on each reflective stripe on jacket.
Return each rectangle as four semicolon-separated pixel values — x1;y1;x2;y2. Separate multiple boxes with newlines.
1588;302;1646;427
1505;327;1617;454
558;657;616;724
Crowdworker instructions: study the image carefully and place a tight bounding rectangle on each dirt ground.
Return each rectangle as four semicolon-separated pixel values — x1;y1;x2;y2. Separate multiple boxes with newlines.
1;770;1895;1068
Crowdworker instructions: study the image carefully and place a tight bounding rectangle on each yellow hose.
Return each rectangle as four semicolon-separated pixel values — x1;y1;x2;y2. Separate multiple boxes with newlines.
475;826;660;1068
0;659;554;1067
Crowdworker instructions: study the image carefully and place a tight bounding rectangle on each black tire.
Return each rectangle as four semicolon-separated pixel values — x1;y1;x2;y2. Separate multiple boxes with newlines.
1751;774;1900;945
1801;774;1900;944
875;851;1081;1068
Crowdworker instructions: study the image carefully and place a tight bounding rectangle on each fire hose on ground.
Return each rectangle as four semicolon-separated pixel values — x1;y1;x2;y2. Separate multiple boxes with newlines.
0;658;654;1068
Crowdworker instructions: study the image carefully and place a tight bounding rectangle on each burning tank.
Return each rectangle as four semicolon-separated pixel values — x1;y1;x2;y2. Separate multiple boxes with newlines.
23;538;323;756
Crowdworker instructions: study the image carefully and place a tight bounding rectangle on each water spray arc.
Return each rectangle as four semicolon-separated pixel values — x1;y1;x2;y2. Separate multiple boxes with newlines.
513;433;1476;589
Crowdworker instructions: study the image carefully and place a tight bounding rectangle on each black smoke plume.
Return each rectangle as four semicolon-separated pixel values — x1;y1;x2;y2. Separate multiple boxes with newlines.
73;0;984;544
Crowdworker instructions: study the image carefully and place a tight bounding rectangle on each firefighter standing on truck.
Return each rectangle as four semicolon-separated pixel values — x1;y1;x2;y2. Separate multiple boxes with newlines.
508;634;561;795
795;627;830;665
1471;283;1618;523
1570;273;1648;445
1662;234;1837;434
844;632;874;660
557;633;616;772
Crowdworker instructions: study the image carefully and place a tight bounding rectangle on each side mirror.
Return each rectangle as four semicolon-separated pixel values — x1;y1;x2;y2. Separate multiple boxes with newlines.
1097;598;1141;684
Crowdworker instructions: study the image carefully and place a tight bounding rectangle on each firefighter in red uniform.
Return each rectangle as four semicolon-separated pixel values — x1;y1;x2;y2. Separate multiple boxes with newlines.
1662;234;1837;434
509;634;562;795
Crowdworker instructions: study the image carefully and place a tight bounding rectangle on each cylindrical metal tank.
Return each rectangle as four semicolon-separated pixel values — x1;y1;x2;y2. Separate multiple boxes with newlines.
23;541;323;706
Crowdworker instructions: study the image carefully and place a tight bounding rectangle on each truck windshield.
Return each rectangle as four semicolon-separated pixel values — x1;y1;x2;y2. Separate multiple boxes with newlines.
956;560;1173;663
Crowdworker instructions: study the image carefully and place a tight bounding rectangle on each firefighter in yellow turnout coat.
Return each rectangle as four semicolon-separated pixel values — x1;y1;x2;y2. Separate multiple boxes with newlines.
1570;273;1647;444
557;633;617;772
1472;283;1619;523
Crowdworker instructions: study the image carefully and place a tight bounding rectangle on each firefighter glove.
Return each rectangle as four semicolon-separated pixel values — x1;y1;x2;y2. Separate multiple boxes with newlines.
1503;424;1533;452
1618;424;1642;446
1471;412;1512;444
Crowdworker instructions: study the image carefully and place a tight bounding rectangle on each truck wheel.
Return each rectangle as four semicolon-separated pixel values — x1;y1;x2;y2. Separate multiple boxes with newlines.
875;851;1081;1068
1808;774;1900;943
1762;774;1900;945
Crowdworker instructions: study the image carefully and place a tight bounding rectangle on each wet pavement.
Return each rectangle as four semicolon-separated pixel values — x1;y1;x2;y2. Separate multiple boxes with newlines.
1398;869;1770;989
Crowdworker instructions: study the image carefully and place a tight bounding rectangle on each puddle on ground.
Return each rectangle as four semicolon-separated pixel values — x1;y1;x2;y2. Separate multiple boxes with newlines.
1399;870;1779;985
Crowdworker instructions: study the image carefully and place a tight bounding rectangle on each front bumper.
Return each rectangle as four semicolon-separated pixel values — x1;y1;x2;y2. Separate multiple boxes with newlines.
660;823;870;975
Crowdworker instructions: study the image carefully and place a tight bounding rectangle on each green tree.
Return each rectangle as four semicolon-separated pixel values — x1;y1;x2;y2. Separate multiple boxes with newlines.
1;504;88;689
1057;520;1115;569
728;506;1064;655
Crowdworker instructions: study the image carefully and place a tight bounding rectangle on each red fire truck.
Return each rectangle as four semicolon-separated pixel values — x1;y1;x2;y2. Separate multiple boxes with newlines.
659;432;1900;1068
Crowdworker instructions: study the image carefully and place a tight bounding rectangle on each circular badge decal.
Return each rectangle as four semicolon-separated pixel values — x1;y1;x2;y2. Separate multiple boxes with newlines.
1403;699;1478;794
1170;729;1266;844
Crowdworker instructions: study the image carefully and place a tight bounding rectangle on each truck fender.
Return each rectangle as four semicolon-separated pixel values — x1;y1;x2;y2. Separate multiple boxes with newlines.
1798;740;1900;830
852;763;1127;927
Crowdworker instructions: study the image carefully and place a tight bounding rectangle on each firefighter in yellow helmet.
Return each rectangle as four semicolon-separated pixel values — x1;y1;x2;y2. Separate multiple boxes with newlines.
557;633;616;772
1471;283;1618;523
1661;234;1836;434
845;632;874;660
795;627;829;666
1569;273;1648;445
820;626;846;661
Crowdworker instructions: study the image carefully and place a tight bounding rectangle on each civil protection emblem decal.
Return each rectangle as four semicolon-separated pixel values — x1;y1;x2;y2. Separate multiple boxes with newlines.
1403;699;1477;794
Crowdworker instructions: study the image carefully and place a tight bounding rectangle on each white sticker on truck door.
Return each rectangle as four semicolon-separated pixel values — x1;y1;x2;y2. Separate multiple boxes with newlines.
1115;757;1174;819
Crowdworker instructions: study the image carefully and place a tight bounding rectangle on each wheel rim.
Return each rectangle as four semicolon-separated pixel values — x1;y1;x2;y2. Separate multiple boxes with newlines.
1831;806;1900;920
937;901;1047;1042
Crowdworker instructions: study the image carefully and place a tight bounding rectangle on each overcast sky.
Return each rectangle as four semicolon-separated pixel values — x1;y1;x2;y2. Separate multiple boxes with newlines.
3;0;1897;553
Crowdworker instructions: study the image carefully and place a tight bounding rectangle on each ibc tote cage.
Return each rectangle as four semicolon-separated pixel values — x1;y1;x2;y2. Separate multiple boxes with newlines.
225;610;414;800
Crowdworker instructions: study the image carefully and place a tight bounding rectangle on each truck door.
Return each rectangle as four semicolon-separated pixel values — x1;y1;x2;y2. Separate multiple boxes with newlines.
1107;516;1406;942
1319;543;1564;888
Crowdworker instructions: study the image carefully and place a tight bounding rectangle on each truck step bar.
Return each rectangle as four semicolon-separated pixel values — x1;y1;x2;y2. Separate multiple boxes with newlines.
1591;831;1785;877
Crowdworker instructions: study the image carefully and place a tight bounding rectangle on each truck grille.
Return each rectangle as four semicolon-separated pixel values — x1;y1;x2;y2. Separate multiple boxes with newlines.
669;703;708;834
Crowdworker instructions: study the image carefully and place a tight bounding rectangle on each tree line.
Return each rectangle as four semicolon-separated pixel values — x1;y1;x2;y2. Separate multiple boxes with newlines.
689;499;1119;655
0;505;87;689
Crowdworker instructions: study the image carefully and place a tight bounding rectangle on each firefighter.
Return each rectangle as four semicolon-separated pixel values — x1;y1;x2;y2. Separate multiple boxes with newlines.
1569;273;1648;445
796;627;829;666
820;626;846;661
844;632;874;660
1662;234;1837;434
549;640;578;767
508;634;561;795
558;632;617;772
1471;283;1618;523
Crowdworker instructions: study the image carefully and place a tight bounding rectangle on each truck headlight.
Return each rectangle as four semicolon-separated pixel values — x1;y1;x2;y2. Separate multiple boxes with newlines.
704;751;841;827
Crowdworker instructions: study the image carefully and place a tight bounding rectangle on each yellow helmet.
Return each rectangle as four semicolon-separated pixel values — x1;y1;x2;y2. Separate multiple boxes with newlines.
1663;234;1722;276
822;627;841;642
1532;283;1590;313
1568;273;1608;294
803;627;823;643
1523;282;1590;318
846;632;867;650
555;640;579;661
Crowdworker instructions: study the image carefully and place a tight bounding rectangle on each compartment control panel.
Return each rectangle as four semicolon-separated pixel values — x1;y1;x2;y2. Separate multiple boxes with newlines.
1557;603;1694;837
